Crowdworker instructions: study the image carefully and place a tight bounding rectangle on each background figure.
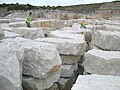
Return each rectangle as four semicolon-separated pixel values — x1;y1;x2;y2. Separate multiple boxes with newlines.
26;12;32;27
80;22;86;29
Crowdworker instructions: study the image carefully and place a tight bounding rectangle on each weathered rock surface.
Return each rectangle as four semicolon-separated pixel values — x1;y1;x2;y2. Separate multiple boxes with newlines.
60;55;81;64
104;24;120;31
83;49;120;76
46;83;59;90
22;69;61;90
71;75;120;90
61;65;75;78
92;30;120;51
4;31;23;39
0;46;22;90
35;38;86;55
9;22;26;28
12;27;44;39
0;26;4;40
50;30;85;41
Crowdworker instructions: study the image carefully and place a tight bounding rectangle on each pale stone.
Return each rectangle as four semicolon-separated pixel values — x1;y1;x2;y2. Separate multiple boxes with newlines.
50;30;85;41
35;38;86;55
83;49;120;76
60;55;81;65
71;75;120;90
46;83;59;90
0;46;22;90
4;31;23;39
9;21;26;28
61;65;75;78
1;37;62;78
92;30;120;51
0;24;13;32
22;69;61;90
12;27;44;39
104;24;120;31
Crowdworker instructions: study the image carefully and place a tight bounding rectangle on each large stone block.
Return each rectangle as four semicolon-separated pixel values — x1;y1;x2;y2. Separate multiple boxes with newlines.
50;30;85;41
0;46;22;90
83;49;120;76
104;24;120;31
9;21;26;28
72;75;120;90
4;31;23;39
12;27;44;39
0;26;4;40
92;30;120;51
22;69;61;90
35;38;86;55
1;37;62;78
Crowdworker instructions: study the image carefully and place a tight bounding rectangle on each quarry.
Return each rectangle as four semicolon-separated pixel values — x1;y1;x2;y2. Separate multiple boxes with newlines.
0;1;120;90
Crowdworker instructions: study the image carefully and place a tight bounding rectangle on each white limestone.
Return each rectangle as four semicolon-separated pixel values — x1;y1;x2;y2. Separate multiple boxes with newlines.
4;31;22;39
35;38;86;55
22;69;61;90
0;46;22;90
92;30;120;51
12;27;44;39
50;30;85;41
9;21;26;28
71;75;120;90
83;49;120;75
104;24;120;31
0;26;4;40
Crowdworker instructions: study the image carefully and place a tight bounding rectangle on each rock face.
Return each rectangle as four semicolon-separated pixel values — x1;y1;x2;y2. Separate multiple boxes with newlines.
12;27;44;39
92;30;120;51
22;69;61;90
83;49;120;76
4;31;23;39
71;75;120;90
0;46;22;90
50;30;85;41
35;38;86;56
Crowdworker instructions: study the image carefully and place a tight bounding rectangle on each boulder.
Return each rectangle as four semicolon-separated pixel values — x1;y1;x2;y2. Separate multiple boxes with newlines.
0;46;22;90
22;69;61;90
12;27;44;39
72;75;120;90
83;49;120;76
92;30;120;51
4;31;23;39
35;38;86;56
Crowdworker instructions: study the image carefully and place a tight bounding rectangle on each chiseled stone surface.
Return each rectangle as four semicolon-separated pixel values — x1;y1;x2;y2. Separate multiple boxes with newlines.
0;46;22;90
12;27;44;40
92;30;120;51
72;75;120;90
83;49;120;76
35;38;86;56
22;69;61;90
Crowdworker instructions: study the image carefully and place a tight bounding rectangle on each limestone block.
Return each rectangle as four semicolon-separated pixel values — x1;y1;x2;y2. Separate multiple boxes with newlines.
9;21;26;28
12;27;44;39
0;26;4;40
92;30;120;51
35;38;86;55
104;24;120;31
22;69;61;90
4;31;23;39
60;55;81;65
83;49;120;76
61;65;75;78
50;30;85;41
72;75;120;90
0;46;22;90
0;24;13;32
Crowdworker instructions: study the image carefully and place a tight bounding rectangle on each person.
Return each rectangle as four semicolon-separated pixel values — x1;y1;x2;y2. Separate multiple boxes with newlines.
80;22;86;29
26;12;32;27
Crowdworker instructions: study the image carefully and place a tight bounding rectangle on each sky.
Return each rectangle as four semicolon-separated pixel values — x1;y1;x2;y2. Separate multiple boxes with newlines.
0;0;114;6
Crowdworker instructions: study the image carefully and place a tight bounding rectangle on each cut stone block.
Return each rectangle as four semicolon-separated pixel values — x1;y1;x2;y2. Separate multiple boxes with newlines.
12;27;44;39
61;65;75;78
104;24;120;31
92;30;120;51
71;75;120;90
35;38;86;56
0;46;22;90
2;37;62;78
57;74;76;90
4;31;23;39
0;24;13;32
22;69;61;90
60;55;81;65
83;49;120;76
9;21;26;28
50;30;85;41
